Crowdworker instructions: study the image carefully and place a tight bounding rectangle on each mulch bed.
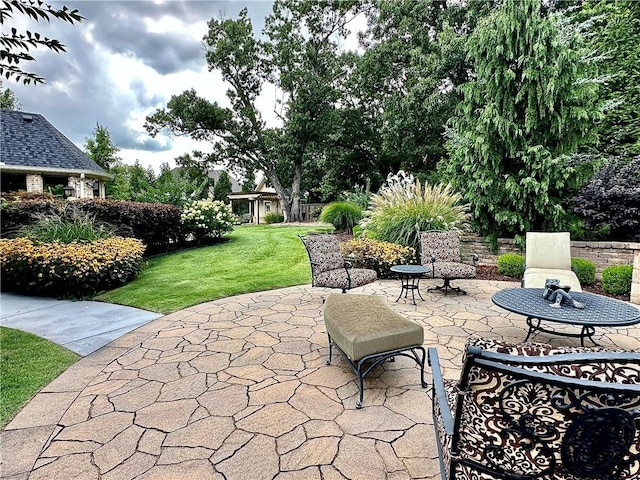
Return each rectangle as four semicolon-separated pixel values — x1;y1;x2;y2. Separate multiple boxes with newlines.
335;233;631;302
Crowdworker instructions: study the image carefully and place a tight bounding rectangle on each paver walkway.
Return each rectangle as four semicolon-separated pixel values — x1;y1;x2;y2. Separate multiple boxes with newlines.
2;279;639;479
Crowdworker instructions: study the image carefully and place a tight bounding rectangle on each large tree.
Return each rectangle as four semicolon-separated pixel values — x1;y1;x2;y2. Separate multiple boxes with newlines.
0;0;82;85
146;1;360;222
443;0;601;243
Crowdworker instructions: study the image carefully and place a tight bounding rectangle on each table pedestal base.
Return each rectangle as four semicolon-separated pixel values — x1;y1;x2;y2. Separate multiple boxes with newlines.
525;317;597;347
396;276;424;305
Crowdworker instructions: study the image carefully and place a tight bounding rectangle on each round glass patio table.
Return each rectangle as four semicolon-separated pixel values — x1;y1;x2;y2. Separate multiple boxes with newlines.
492;288;640;346
390;265;431;305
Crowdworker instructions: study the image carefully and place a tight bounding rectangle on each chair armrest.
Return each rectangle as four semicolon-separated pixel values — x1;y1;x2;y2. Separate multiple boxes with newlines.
428;348;455;436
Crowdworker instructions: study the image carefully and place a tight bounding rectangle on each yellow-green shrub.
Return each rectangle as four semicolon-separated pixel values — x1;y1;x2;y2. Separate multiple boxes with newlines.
341;237;415;278
0;237;145;298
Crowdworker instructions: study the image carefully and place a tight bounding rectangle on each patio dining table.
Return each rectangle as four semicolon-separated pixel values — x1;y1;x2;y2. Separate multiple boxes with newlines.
492;288;640;346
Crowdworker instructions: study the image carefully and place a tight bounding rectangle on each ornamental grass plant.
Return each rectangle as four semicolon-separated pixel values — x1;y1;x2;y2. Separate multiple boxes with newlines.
361;171;471;251
18;209;116;244
319;201;363;232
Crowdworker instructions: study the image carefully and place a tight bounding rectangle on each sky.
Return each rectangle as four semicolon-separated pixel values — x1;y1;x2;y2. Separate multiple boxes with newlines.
7;1;278;172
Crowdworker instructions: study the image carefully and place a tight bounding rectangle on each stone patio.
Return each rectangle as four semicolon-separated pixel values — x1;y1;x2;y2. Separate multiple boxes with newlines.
2;278;639;479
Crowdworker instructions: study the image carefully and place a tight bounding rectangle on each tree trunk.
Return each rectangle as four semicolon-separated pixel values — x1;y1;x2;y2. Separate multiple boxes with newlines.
289;161;303;222
263;168;292;222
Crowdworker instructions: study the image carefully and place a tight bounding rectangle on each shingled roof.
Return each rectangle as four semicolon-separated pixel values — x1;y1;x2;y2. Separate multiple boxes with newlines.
1;109;110;179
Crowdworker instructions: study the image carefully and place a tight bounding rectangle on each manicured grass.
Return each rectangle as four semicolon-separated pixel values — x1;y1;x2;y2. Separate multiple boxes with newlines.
0;327;78;428
94;224;330;314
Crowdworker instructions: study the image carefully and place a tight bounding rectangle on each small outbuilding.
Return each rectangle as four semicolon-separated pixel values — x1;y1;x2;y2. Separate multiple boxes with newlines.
228;176;282;224
0;109;111;198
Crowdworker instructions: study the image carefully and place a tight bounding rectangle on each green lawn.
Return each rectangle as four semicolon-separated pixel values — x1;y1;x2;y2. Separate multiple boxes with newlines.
94;224;330;314
0;327;79;428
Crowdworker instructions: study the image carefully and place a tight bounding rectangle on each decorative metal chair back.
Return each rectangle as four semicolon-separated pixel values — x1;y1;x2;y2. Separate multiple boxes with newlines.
299;234;345;277
438;343;640;479
298;233;378;293
419;230;462;264
418;230;476;295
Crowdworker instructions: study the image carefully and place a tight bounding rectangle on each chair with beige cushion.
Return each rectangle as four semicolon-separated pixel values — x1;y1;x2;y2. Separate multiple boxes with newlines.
523;231;582;291
299;233;378;293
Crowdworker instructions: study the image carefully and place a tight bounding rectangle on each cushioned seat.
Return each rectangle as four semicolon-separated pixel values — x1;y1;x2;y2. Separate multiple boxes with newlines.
523;232;582;291
324;294;426;408
299;234;377;293
429;336;640;480
324;294;424;361
420;230;477;295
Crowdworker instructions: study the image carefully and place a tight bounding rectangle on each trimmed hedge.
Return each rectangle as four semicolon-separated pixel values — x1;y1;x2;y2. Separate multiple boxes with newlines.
75;200;182;252
602;265;633;295
341;237;415;278
0;237;145;298
497;253;525;278
264;212;285;224
1;198;183;254
571;258;596;286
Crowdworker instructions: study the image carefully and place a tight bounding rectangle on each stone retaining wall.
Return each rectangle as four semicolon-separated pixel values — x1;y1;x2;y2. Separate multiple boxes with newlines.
461;235;640;304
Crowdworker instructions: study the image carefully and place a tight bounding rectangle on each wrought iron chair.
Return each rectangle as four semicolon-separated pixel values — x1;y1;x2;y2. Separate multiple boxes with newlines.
429;336;640;480
523;231;582;291
299;234;377;293
419;230;477;295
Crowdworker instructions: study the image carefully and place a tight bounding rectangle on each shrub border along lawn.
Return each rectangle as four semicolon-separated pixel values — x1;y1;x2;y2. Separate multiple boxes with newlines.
0;327;78;428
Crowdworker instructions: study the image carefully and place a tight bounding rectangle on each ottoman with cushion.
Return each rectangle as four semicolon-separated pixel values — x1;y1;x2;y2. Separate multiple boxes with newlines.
324;293;426;408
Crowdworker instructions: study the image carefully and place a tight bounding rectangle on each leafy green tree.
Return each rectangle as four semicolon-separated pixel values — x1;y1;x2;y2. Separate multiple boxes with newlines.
1;1;83;85
0;81;21;109
443;0;600;243
578;0;640;157
213;171;233;203
108;160;155;202
84;123;120;170
345;0;494;182
146;1;360;222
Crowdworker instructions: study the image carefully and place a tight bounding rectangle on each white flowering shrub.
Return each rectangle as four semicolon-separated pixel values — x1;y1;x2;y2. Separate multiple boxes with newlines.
181;200;236;239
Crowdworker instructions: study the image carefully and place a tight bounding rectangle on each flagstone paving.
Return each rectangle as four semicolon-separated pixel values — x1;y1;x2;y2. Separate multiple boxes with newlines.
2;279;639;479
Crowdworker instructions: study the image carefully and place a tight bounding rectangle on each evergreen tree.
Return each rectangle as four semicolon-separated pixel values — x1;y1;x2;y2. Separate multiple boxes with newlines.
0;81;21;109
84;123;120;170
443;0;600;243
213;171;233;203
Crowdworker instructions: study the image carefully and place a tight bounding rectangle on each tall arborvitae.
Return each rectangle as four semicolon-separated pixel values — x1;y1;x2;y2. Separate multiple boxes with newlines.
443;0;601;243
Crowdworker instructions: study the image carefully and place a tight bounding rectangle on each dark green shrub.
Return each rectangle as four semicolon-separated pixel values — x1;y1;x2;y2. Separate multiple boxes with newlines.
319;201;363;232
571;258;596;286
497;253;525;277
264;212;284;224
74;200;183;253
602;265;633;295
